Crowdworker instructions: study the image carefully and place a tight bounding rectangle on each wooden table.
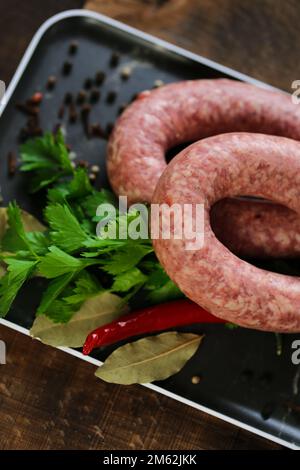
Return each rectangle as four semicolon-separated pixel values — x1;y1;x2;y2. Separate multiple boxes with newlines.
1;0;298;450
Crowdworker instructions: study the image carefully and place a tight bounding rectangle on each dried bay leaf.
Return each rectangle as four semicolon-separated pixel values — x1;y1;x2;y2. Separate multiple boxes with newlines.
30;291;126;347
0;206;45;234
21;210;46;232
96;332;203;385
0;208;8;240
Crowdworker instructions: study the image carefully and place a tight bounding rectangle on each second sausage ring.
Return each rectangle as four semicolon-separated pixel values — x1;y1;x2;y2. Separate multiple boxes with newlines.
152;132;300;332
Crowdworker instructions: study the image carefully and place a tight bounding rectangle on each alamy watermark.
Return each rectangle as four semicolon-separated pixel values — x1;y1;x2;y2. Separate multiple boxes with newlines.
291;340;300;365
95;196;204;250
0;340;6;365
0;80;5;106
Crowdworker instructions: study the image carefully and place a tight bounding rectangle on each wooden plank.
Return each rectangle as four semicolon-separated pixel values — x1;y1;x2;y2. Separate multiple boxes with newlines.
0;0;84;83
0;325;280;449
85;0;300;91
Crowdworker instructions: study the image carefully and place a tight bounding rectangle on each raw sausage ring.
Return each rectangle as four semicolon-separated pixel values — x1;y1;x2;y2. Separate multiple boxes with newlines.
108;79;300;203
152;133;300;332
107;79;300;258
210;198;300;258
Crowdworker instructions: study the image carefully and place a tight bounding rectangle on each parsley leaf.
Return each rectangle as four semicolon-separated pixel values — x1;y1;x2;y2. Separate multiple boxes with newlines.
82;189;116;217
82;238;127;252
38;271;103;321
65;167;94;199
47;167;94;204
1;202;32;253
25;231;50;256
0;258;37;317
142;263;183;304
111;268;147;293
20;131;73;192
29;171;63;193
146;279;183;304
63;271;102;305
38;246;97;278
43;299;75;323
45;204;90;253
1;132;185;323
20;130;73;173
0;202;48;256
143;263;170;289
37;272;75;315
100;244;153;275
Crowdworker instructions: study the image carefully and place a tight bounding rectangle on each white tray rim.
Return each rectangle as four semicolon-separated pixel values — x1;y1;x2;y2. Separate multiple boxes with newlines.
0;8;298;451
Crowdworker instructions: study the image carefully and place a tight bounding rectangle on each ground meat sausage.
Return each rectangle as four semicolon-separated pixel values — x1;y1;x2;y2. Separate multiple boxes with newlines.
211;199;300;258
107;79;300;258
152;133;300;332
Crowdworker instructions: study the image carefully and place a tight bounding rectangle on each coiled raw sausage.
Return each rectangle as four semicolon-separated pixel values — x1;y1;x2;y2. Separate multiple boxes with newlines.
107;79;300;258
211;198;300;258
152;133;300;332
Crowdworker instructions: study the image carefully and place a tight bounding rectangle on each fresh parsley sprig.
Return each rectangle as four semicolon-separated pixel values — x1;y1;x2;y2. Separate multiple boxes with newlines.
0;131;183;322
20;130;74;192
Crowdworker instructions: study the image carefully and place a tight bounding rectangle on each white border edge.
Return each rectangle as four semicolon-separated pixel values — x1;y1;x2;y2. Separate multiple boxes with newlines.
0;8;297;451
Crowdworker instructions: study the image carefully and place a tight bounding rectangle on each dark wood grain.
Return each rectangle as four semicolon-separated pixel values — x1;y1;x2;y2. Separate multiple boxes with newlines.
0;0;84;84
0;325;280;450
86;0;300;91
0;0;295;450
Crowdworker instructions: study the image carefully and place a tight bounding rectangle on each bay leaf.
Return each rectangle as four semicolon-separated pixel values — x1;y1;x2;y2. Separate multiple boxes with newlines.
0;206;45;235
21;210;46;233
30;291;127;347
95;332;203;385
0;208;7;240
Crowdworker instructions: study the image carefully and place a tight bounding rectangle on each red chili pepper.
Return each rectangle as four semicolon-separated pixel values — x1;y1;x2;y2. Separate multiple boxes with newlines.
82;299;225;355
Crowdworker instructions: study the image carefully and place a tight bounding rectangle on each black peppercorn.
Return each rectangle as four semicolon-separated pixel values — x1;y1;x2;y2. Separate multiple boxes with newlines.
95;71;106;85
64;92;73;105
110;51;120;67
90;88;100;103
84;78;93;90
106;90;117;104
62;61;73;75
46;76;57;90
69;40;79;55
